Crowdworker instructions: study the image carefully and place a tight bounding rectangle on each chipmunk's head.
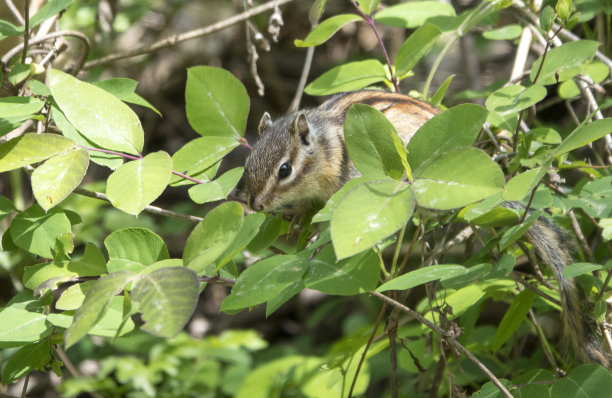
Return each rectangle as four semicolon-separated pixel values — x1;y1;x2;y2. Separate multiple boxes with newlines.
245;110;342;215
245;111;316;214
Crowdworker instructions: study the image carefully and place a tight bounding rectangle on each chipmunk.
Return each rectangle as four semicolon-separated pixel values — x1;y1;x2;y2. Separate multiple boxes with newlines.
244;90;611;367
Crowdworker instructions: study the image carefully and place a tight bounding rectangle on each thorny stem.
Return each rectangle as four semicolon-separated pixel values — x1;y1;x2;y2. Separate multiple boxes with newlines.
370;291;514;398
349;0;400;93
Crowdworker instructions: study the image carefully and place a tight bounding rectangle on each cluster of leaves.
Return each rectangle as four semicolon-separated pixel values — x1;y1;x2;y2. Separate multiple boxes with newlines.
1;0;612;397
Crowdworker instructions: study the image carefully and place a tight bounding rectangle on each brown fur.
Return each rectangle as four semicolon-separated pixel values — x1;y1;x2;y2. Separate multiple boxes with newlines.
244;91;611;367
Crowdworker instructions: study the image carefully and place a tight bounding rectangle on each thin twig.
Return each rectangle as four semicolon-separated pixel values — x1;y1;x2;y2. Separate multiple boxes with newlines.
5;0;25;25
2;30;90;75
349;0;399;92
527;309;560;371
73;187;203;222
199;275;236;286
348;302;388;398
20;374;29;398
288;45;315;112
568;209;596;263
84;0;295;69
369;291;514;398
510;271;561;306
20;0;29;64
55;345;110;398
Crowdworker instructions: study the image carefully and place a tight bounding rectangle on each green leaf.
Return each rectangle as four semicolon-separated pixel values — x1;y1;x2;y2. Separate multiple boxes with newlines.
185;66;249;138
23;253;106;292
0;195;16;221
50;105;123;169
49;296;134;338
170;136;238;185
106;151;172;215
313;176;372;223
551;364;612;397
344;104;405;179
600;218;612;241
1;340;50;385
93;78;138;98
503;168;543;201
188;167;244;204
184;202;244;274
105;228;170;265
7;64;32;85
304;247;379;295
540;6;555;31
0;20;23;38
247;214;284;254
412;147;505;210
64;271;137;348
305;59;387;96
55;282;94;310
49;69;144;155
132;267;199;338
213;213;265;272
0;308;50;348
395;23;441;77
441;263;492;289
0;97;44;119
483;24;522;40
331;179;414;259
491;289;535;351
376;264;467;292
499;210;544;251
430;74;454;106
294;14;361;47
9;205;72;259
406;104;487;173
562;262;603;278
485;84;547;115
530;40;600;84
553;119;612;157
556;0;572;22
94;78;161;116
29;0;74;28
358;0;380;15
374;1;456;28
0;133;75;173
31;148;89;211
220;255;307;312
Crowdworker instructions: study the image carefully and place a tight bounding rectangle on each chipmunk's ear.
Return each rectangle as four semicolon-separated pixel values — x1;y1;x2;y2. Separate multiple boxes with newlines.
258;112;272;135
293;113;311;146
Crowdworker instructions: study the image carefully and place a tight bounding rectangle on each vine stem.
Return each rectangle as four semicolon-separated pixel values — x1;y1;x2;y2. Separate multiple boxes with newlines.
369;291;514;398
349;0;400;93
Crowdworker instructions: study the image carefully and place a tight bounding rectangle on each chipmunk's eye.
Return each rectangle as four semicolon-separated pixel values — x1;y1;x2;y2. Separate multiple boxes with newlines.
278;162;292;179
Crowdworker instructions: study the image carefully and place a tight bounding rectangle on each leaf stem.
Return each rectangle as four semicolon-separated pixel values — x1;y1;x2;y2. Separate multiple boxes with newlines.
349;0;400;92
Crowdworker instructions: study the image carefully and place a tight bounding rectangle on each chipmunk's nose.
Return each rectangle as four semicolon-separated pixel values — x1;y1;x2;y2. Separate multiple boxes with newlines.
248;195;263;211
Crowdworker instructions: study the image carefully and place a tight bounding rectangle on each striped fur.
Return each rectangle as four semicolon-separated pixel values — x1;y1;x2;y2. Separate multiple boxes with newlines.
244;91;610;367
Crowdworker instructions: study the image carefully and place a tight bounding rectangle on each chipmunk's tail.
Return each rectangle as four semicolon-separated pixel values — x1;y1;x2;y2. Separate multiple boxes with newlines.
524;215;611;368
